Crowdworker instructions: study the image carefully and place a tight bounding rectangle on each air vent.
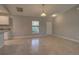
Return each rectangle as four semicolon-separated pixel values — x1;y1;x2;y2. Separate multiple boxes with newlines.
16;7;23;12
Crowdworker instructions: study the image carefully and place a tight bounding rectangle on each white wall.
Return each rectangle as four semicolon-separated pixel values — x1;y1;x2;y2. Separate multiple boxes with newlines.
11;16;47;37
54;7;79;42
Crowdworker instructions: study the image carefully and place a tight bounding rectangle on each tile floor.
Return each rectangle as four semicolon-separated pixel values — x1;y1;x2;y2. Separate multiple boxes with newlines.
0;36;79;55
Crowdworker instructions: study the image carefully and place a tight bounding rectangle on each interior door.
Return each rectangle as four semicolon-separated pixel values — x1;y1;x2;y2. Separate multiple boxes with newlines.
46;21;52;35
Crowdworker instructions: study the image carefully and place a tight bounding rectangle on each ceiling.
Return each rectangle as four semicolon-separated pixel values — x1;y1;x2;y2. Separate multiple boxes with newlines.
0;5;8;14
6;4;77;17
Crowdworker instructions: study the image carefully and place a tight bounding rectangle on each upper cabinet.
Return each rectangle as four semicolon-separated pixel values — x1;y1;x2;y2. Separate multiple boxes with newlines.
0;16;9;25
0;5;9;25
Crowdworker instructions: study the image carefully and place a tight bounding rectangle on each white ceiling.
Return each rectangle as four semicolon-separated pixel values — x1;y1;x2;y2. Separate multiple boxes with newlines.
6;4;77;17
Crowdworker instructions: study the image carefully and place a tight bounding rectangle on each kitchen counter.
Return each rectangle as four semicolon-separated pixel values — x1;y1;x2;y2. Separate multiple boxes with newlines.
0;30;10;32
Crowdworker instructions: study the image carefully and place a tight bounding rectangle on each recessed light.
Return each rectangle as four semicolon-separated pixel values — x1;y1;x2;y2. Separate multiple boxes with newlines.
52;14;57;17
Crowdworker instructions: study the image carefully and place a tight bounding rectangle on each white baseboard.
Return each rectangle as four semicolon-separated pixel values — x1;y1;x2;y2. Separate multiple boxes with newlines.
54;34;79;43
13;34;48;39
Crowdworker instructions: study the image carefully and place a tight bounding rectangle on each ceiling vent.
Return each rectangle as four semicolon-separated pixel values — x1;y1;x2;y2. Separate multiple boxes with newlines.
16;7;23;12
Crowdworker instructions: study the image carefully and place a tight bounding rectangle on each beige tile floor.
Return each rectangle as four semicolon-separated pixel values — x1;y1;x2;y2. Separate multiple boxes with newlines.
0;36;79;55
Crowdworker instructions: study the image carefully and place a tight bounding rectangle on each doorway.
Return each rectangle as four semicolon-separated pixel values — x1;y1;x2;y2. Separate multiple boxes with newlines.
46;21;52;35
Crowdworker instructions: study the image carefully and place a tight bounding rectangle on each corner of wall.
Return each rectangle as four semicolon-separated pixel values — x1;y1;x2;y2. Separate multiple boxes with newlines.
53;34;79;43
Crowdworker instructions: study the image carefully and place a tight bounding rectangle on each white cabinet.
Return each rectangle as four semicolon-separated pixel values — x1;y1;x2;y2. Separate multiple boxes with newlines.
0;16;9;25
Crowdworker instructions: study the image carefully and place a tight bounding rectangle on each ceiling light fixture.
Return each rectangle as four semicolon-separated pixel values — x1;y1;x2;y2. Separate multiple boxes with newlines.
41;4;46;17
52;14;57;17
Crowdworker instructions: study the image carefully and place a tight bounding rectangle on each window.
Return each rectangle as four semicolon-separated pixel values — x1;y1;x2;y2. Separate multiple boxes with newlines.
32;21;39;33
